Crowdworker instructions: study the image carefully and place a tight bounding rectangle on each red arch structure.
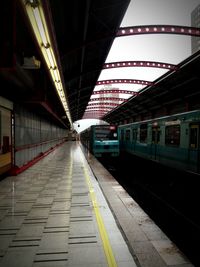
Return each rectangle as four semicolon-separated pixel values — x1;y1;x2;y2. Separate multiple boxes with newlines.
92;89;138;96
86;106;112;110
103;60;177;70
83;105;114;118
84;25;200;119
83;115;105;119
85;108;114;112
85;109;112;112
89;97;127;102
67;25;200;56
117;25;200;37
84;111;106;114
68;61;176;85
96;79;152;86
87;103;119;107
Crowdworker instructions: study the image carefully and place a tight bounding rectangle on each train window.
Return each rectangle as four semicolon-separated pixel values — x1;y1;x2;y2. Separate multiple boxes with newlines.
125;130;131;141
165;125;180;146
95;126;118;141
140;124;147;143
132;129;137;141
189;124;199;149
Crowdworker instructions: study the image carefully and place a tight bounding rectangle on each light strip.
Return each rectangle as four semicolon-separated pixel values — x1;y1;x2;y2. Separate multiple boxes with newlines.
45;48;56;69
33;7;48;46
21;0;72;126
53;69;59;81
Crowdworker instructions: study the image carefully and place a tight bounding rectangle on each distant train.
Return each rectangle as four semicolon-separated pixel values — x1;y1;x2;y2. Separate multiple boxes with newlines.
66;130;77;141
118;110;200;174
80;124;119;157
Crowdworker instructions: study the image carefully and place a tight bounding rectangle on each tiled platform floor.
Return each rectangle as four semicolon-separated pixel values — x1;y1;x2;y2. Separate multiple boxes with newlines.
0;142;136;267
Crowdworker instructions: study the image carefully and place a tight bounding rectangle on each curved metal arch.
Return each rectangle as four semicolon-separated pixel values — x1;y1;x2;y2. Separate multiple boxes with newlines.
87;103;119;107
85;109;110;114
85;107;111;111
66;59;176;85
117;25;200;37
82;115;104;119
84;111;110;115
84;114;109;118
103;60;177;70
89;97;127;102
92;89;138;95
96;79;152;86
85;107;112;111
83;111;106;115
86;106;117;112
64;25;200;57
85;111;110;115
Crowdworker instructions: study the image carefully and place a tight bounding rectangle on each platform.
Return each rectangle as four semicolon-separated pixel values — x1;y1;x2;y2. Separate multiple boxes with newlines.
0;142;194;267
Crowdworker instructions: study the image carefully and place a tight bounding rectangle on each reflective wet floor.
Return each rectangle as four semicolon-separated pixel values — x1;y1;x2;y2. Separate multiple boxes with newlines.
0;142;136;267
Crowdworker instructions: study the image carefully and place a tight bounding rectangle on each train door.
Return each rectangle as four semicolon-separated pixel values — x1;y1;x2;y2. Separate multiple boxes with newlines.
188;124;200;173
132;128;137;151
125;129;131;151
151;124;160;160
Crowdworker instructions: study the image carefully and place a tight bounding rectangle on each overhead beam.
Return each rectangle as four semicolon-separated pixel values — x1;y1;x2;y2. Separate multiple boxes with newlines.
103;60;177;70
62;25;200;57
96;79;152;86
87;102;120;107
92;89;138;95
89;97;127;102
117;25;200;37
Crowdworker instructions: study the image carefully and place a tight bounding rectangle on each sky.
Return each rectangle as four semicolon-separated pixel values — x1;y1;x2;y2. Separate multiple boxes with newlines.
99;0;200;83
75;0;200;132
73;119;108;133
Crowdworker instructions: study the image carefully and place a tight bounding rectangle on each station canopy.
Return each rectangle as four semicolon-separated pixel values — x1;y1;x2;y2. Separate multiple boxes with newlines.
1;0;200;128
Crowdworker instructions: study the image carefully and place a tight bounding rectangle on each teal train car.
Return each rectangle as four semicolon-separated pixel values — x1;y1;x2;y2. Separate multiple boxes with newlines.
80;125;119;157
118;110;200;174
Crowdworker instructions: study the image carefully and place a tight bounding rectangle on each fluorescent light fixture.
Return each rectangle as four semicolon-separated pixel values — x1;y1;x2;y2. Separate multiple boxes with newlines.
53;69;59;82
20;0;72;126
45;47;56;69
33;7;48;46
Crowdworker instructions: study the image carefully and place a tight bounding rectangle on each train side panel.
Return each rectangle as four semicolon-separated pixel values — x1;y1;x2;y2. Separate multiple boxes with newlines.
119;110;200;173
93;139;119;157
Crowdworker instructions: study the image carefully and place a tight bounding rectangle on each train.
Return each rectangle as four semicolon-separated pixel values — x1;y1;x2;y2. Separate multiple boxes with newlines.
66;130;77;141
118;110;200;174
80;124;120;157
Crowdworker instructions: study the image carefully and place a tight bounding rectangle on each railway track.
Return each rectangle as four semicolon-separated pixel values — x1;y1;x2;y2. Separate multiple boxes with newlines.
99;152;200;266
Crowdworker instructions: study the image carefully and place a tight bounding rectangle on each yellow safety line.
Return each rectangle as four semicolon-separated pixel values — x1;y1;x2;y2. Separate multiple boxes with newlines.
83;164;118;267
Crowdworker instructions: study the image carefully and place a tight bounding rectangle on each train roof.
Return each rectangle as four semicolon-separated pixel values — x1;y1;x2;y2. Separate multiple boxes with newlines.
118;109;200;128
80;124;117;133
